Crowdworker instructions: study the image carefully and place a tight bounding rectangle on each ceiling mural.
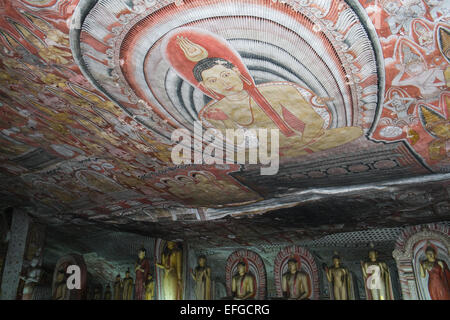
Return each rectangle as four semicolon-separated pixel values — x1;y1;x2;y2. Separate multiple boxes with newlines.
0;0;448;228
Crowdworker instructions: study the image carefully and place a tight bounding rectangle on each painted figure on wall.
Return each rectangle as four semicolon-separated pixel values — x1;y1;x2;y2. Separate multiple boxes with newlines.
282;257;310;300
419;244;450;300
156;241;183;300
231;261;255;300
162;27;363;160
323;252;355;300
361;248;394;300
191;255;211;300
113;274;123;300
134;248;150;300
122;269;133;300
144;273;155;300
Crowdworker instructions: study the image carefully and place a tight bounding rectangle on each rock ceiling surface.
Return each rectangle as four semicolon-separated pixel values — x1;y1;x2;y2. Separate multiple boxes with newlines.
0;0;449;245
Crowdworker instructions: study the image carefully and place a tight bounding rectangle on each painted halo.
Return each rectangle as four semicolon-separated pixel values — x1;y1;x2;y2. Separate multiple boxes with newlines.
73;0;381;141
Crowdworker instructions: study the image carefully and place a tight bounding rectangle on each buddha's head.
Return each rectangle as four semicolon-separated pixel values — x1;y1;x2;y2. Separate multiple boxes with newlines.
147;273;153;281
138;248;146;260
125;269;130;278
56;270;65;282
368;249;378;262
194;58;244;97
287;258;298;274
198;255;207;267
332;254;341;267
425;246;437;262
115;274;121;281
237;261;246;276
167;241;177;250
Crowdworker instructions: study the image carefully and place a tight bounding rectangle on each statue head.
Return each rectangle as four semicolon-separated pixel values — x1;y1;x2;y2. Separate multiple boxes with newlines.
125;269;130;278
425;245;437;262
198;255;207;267
147;273;153;281
56;269;65;282
138;248;146;260
167;241;177;250
193;58;244;97
237;261;246;276
287;258;298;274
332;253;341;267
115;274;121;281
368;249;378;262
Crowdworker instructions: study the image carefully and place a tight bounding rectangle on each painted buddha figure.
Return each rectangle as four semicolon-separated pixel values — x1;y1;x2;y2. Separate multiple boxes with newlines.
162;27;363;160
156;241;183;300
282;258;310;300
231;261;255;300
419;244;450;300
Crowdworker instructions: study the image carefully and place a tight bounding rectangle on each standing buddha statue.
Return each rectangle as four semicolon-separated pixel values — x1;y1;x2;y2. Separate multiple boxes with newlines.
419;244;450;300
156;241;183;300
361;247;394;300
323;252;354;300
134;248;150;300
191;255;211;300
122;269;134;300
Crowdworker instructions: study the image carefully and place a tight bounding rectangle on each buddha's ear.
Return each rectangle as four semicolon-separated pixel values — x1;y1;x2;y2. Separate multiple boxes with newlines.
232;67;241;74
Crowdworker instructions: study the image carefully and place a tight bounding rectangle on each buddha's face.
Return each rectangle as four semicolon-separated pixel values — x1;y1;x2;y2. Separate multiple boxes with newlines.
167;241;176;250
148;274;153;280
237;264;246;276
199;257;206;267
57;272;65;282
425;250;436;262
332;257;340;267
138;250;146;259
201;64;244;96
288;261;297;274
368;250;377;262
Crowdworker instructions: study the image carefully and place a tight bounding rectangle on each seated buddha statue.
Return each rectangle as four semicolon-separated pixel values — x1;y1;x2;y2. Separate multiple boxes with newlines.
282;258;310;300
231;261;255;300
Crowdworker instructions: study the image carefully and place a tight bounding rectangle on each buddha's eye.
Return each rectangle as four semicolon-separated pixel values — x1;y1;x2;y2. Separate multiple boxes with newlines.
208;78;216;84
222;72;230;78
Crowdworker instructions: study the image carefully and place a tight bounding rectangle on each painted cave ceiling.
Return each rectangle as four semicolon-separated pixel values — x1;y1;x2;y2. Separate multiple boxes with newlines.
0;0;449;247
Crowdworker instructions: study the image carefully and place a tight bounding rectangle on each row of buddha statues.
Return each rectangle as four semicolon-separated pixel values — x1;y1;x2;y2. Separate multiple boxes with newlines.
56;240;448;300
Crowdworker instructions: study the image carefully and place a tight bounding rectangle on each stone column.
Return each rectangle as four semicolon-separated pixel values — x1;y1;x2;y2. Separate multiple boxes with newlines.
0;209;30;300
